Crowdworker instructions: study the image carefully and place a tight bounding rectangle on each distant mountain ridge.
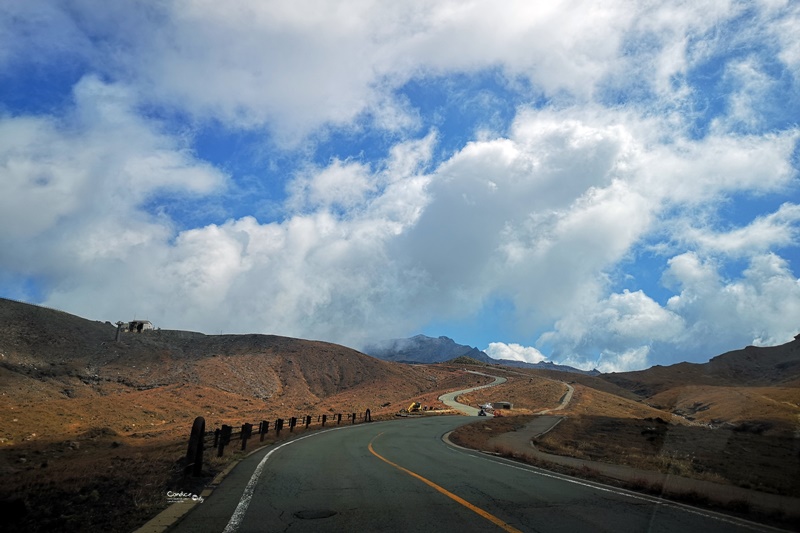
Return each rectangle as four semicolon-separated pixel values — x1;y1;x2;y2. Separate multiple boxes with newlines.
602;335;800;397
362;334;495;364
363;334;599;375
495;358;601;375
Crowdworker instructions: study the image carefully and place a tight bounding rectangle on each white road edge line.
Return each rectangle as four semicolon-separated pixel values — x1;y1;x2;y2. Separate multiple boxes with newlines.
222;424;358;533
443;433;782;533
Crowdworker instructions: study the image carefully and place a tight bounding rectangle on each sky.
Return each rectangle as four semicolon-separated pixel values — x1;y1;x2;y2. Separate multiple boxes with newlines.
1;1;799;373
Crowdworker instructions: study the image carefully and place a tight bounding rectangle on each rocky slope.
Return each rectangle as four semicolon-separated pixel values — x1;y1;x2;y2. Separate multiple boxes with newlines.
0;298;474;444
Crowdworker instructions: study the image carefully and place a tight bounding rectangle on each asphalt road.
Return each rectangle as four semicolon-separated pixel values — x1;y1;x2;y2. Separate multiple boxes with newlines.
438;371;508;416
168;416;770;533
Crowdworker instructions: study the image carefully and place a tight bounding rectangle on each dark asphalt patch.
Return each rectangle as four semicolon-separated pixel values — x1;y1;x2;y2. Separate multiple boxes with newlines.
293;509;338;520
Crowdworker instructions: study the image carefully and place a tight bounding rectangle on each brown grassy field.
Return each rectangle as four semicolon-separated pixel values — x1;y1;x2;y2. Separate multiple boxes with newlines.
450;365;800;520
452;372;567;413
647;385;800;429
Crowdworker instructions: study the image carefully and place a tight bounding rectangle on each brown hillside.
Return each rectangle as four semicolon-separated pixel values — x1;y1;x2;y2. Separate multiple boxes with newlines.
0;298;492;533
602;337;800;397
646;385;800;431
0;298;481;444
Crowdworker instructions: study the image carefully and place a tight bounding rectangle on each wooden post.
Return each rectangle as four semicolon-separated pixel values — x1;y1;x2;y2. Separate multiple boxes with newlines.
365;408;372;422
260;420;268;441
337;413;342;425
184;416;205;477
241;423;253;451
217;425;232;457
321;414;327;427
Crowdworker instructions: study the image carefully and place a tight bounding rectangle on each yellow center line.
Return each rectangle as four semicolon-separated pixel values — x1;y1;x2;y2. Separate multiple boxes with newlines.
368;433;523;533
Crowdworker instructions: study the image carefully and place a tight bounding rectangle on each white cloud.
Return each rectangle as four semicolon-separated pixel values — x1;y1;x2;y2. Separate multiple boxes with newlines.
40;132;439;346
711;56;776;133
544;248;800;371
671;203;800;257
633;131;799;205
5;79;797;362
287;160;376;212
2;2;800;370
0;0;91;70
596;346;651;374
764;1;800;75
536;200;800;370
0;75;227;280
540;289;684;370
665;251;800;349
8;1;790;143
485;342;546;364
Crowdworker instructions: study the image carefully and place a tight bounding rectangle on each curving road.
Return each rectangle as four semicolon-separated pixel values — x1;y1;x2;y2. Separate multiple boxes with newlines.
168;417;769;533
438;371;507;416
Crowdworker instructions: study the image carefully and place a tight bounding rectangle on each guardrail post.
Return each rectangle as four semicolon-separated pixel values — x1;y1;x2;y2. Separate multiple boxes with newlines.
290;417;297;432
260;420;269;441
241;423;253;451
213;428;221;447
184;416;205;477
351;412;356;424
337;413;342;425
365;408;372;422
305;415;311;428
276;418;283;436
218;424;232;457
321;414;327;427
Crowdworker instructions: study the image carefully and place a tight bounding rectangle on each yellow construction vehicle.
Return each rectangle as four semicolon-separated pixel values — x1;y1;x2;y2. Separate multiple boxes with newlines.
397;401;422;416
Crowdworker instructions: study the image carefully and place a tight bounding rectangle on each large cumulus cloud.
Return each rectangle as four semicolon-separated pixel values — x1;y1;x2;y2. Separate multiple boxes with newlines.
1;1;799;372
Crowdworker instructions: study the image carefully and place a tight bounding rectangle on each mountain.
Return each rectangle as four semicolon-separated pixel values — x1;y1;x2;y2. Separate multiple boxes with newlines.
362;334;495;364
363;334;599;374
0;298;478;444
492;358;601;375
601;335;800;397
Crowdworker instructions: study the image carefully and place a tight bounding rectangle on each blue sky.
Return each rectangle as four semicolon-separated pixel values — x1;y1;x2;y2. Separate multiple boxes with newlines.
1;1;799;372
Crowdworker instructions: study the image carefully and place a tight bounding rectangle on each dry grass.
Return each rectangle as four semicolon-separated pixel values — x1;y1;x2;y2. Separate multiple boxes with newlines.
0;433;187;532
556;383;688;421
534;415;799;496
647;385;800;430
452;416;799;529
450;378;800;498
455;374;566;413
449;415;532;450
0;362;488;533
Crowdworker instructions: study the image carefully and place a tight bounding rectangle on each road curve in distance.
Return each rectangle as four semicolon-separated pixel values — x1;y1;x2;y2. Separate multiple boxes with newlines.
438;371;507;416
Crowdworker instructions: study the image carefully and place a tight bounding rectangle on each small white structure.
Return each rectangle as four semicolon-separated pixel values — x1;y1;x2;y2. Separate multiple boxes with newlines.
127;320;154;333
